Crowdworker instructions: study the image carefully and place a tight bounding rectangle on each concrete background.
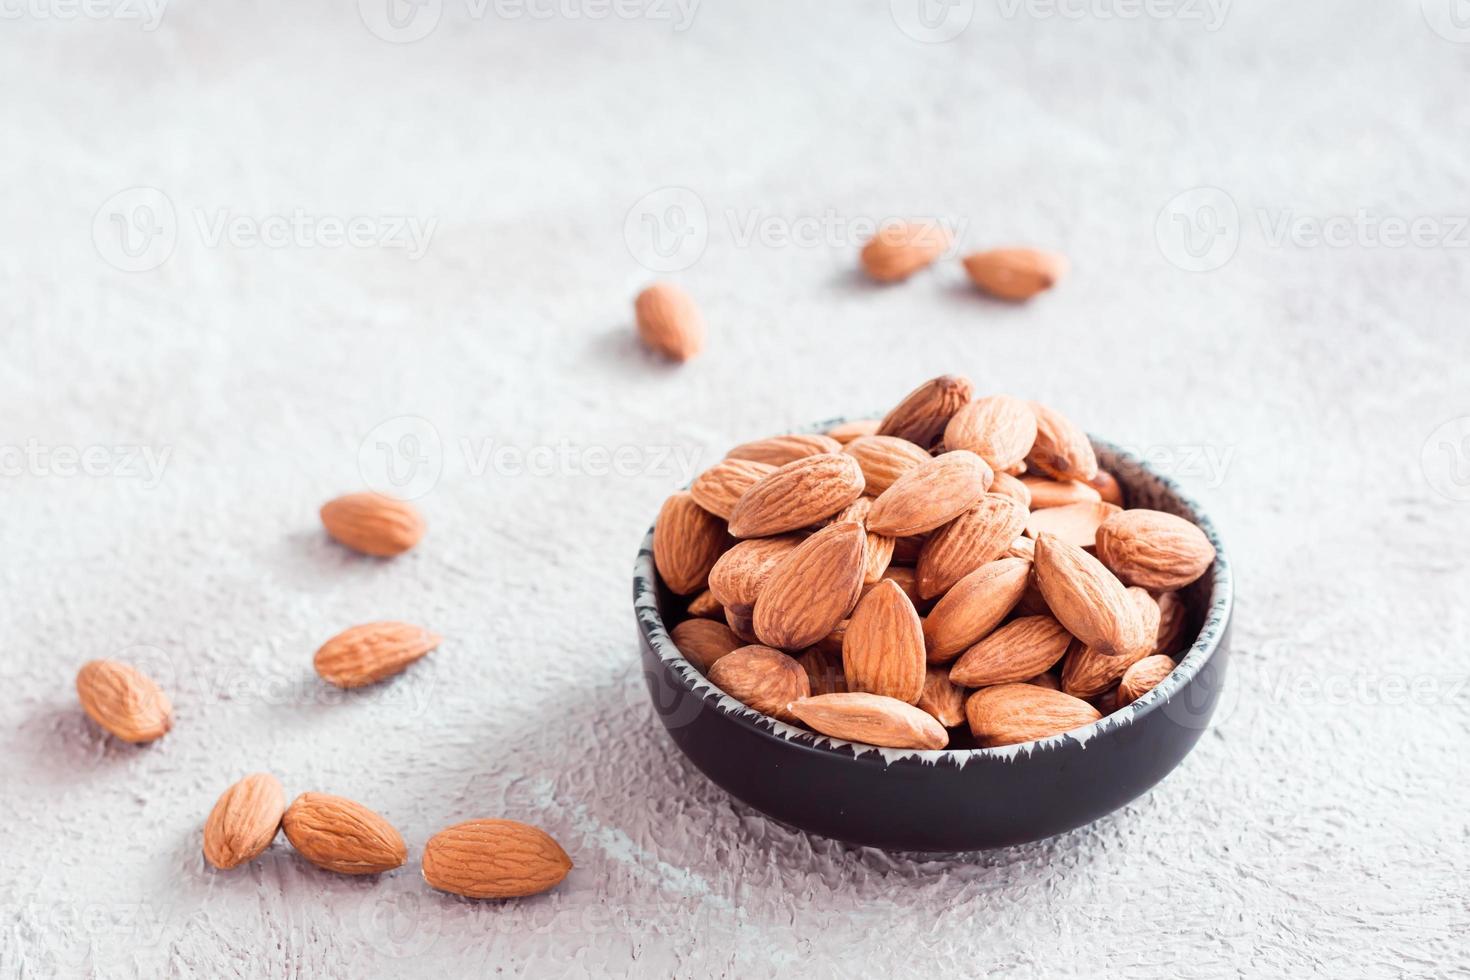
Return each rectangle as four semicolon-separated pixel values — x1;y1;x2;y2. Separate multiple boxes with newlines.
3;0;1468;976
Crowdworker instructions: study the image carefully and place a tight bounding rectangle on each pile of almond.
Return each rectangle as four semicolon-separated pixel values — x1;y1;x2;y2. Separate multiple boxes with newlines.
655;375;1216;750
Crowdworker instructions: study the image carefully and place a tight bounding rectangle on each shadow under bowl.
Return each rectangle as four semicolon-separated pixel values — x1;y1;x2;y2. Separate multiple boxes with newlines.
633;431;1233;851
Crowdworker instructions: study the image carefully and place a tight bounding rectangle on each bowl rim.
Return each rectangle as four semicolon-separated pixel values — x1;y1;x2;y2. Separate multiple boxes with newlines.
632;422;1234;767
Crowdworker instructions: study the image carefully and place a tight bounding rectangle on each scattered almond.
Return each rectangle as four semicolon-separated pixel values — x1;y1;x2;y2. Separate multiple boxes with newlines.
320;492;425;558
788;692;948;749
422;819;572;899
859;221;952;283
962;248;1068;301
314;622;441;689
204;773;286;871
75;659;172;743
634;282;704;362
282;793;406;875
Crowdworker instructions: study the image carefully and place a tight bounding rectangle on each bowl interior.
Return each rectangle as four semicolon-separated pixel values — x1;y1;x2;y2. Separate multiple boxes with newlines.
633;427;1233;764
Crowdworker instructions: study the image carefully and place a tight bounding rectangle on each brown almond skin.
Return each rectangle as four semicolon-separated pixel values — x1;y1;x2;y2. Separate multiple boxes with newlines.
870;565;925;609
725;434;842;467
686;589;722;619
788;693;948;750
877;375;974;447
282;793;406;875
1153;591;1191;655
943;395;1038;472
916;493;1028;599
314;622;441;689
707;646;809;721
1020;475;1101;509
965;684;1101;747
707;535;803;615
1060;637;1154;698
921;557;1031;663
634;282;704;362
798;647;848;696
75;660;172;744
826;419;880;444
689;459;777;519
1118;655;1179;706
727;453;865;539
1088;469;1125;506
989;471;1032;509
1024;500;1121;549
653;491;727;595
320;492;425;557
1094;509;1217;591
868;451;993;537
859;222;953;283
843;580;925;703
669;618;744;672
916;667;967;728
841;435;933;495
204;773;286;871
752;522;866;651
1026;402;1098;483
949;615;1073;688
422;819;572;900
1033;533;1139;657
962;248;1068;301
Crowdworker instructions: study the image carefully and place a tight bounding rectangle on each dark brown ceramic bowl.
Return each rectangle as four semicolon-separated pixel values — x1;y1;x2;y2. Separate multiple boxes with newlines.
633;428;1232;851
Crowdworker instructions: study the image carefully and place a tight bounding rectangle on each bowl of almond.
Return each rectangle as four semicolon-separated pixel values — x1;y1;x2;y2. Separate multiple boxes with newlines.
633;375;1232;851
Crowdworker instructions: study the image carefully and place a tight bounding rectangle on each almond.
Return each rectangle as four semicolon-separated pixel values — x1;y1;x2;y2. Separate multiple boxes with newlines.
842;579;925;703
965;684;1101;747
1128;587;1163;658
653;491;726;595
1060;636;1153;698
989;471;1032;509
832;496;896;584
916;667;967;727
916;493;1028;599
281;793;406;875
752;522;866;650
689;458;777;519
798;647;847;696
726;433;843;467
686;589;722;619
707;646;809;720
871;565;924;608
75;659;172;743
1033;533;1139;657
320;492;425;557
788;692;948;749
877;374;974;447
922;557;1031;663
422;819;572;899
314;621;441;689
1117;655;1178;706
891;534;926;565
670;618;744;672
634;281;704;362
1021;475;1101;509
727;453;865;538
859;221;952;283
962;248;1068;301
1027;671;1061;691
1026;402;1098;483
1153;591;1190;655
707;535;803;615
841;435;933;495
948;615;1073;688
725;607;758;643
1024;500;1121;549
825;419;880;444
1006;535;1036;561
1094;509;1217;590
1088;469;1125;506
943;395;1038;471
868;451;993;537
204;773;286;870
814;619;849;656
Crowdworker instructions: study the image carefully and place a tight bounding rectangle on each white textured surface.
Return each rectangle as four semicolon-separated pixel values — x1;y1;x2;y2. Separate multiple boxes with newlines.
3;1;1469;977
